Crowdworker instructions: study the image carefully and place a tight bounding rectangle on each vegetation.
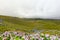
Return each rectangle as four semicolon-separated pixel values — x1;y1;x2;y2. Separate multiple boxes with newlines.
0;15;60;33
0;31;60;40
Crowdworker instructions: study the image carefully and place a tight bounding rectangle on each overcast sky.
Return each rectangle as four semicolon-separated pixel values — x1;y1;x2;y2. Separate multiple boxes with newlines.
0;0;60;19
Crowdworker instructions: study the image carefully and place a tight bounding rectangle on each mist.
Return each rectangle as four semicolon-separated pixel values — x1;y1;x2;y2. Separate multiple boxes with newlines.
0;0;60;19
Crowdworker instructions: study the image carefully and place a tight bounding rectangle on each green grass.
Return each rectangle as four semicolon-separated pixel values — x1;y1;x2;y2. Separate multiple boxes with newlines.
0;15;60;33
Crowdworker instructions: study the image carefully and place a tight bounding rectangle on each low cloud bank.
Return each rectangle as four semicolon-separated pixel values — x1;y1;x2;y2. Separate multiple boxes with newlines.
0;0;60;19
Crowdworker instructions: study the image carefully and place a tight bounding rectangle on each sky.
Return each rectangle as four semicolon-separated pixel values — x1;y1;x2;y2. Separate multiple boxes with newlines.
0;0;60;19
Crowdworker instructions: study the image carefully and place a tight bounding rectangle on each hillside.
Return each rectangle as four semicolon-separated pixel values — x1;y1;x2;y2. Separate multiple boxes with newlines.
0;15;60;33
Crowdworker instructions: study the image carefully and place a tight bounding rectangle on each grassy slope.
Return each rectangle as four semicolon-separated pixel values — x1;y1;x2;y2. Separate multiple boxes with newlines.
0;15;60;33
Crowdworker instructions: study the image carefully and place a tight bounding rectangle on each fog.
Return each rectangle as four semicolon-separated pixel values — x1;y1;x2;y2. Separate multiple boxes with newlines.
0;0;60;19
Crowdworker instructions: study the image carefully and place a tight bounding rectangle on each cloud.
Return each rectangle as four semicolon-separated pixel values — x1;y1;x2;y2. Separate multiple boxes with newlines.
0;0;60;19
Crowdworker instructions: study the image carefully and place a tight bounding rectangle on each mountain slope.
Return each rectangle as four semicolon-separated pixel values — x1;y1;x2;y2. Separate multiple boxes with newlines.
0;15;60;32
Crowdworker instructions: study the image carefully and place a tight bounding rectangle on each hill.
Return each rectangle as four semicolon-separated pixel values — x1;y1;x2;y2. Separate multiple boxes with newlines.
0;15;60;33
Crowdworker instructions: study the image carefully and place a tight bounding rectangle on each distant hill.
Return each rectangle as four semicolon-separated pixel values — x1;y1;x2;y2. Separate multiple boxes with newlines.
0;15;60;33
